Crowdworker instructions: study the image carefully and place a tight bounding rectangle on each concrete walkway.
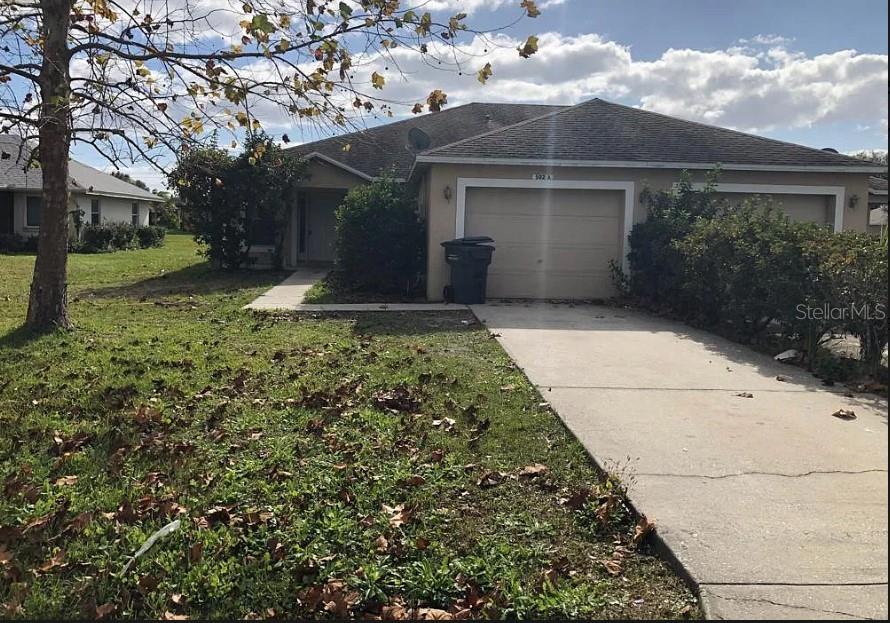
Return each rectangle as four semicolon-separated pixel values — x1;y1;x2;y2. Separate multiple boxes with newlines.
245;270;467;312
245;268;329;310
471;302;888;620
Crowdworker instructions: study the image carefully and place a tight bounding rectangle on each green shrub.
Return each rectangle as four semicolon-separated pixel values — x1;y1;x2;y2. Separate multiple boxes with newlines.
624;174;721;310
623;173;888;374
674;202;813;340
135;225;167;248
80;223;115;253
79;223;164;252
816;231;888;372
0;233;37;253
334;177;425;295
107;222;137;250
169;135;306;270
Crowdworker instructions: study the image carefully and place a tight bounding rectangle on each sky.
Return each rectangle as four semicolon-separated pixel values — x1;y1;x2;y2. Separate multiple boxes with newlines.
75;0;888;191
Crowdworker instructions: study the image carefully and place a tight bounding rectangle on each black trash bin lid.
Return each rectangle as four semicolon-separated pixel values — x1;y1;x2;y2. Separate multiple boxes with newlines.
441;236;494;247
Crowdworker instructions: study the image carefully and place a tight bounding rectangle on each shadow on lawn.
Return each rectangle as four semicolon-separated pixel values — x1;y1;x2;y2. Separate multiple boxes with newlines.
0;323;55;350
81;263;288;300
350;310;475;337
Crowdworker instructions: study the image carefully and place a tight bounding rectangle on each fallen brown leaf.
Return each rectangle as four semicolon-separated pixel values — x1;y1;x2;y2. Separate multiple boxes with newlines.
374;535;389;554
832;408;857;421
518;463;549;479
601;559;623;576
402;474;426;487
383;504;412;528
632;515;656;547
476;471;506;488
562;487;590;510
53;475;78;487
189;542;204;563
0;526;21;544
138;573;160;595
36;549;66;574
95;603;116;619
417;607;453;620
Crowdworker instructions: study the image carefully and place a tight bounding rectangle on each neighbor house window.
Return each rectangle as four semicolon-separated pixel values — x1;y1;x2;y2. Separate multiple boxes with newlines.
131;202;139;225
26;196;41;228
91;199;101;225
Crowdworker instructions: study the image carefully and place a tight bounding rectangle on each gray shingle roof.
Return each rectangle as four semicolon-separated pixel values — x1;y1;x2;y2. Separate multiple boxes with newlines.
0;135;160;201
418;98;878;170
869;176;888;193
286;102;565;179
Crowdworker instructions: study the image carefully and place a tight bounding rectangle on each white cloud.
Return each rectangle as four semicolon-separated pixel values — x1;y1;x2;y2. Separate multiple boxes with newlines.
738;34;795;47
343;32;887;137
421;0;513;12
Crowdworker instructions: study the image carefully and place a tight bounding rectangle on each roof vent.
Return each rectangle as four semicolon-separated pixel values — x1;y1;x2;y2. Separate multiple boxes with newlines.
821;147;839;153
408;127;431;151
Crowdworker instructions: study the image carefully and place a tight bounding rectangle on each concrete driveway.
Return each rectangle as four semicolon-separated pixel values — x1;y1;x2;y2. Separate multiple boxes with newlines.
472;302;888;620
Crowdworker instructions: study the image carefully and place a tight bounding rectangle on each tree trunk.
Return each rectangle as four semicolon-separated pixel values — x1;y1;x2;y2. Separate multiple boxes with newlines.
26;0;73;329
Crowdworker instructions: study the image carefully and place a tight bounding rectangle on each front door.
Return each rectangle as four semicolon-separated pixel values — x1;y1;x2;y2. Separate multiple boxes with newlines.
0;192;13;234
306;190;343;262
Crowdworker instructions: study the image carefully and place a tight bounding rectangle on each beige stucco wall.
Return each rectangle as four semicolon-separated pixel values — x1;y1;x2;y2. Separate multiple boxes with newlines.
13;191;150;236
421;163;871;301
282;159;367;267
301;159;367;190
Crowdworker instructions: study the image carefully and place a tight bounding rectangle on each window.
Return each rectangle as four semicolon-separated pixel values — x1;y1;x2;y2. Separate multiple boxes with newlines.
91;199;101;225
26;196;41;228
131;202;139;225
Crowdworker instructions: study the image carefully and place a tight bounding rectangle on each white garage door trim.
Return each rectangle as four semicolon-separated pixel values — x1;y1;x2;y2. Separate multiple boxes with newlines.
689;182;845;232
455;177;636;273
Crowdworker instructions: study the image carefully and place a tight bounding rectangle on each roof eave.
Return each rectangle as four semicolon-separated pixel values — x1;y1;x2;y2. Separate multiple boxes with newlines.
79;189;164;202
413;155;886;174
302;151;375;181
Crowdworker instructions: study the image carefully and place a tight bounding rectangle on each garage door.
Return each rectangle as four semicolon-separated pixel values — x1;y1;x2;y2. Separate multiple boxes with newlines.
464;187;623;299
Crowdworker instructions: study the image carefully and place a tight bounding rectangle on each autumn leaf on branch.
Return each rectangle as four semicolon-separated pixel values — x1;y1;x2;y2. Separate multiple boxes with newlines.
427;90;448;112
2;0;544;328
521;0;542;18
477;62;493;84
519;35;539;58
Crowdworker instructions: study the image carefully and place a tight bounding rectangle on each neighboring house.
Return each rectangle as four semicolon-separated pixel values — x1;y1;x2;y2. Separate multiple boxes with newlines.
287;98;881;301
868;176;888;237
0;135;162;239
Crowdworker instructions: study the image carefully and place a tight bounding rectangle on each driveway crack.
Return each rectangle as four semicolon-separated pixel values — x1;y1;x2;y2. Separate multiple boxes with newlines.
703;588;876;620
638;468;887;480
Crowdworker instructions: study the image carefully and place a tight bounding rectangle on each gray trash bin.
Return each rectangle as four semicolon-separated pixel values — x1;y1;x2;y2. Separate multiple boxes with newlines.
441;236;495;304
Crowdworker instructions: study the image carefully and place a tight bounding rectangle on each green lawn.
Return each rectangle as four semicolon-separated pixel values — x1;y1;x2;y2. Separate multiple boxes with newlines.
0;235;697;619
302;272;426;304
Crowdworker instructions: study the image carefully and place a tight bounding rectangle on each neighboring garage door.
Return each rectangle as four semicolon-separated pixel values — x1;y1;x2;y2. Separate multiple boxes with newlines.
715;192;833;225
464;187;623;299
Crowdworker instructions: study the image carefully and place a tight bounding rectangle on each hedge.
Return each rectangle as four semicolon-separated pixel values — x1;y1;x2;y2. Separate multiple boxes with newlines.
620;178;888;374
334;177;425;295
77;223;166;253
2;225;166;254
0;233;38;253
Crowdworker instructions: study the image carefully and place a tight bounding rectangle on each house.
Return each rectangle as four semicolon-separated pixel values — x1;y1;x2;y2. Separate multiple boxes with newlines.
0;135;162;240
868;176;888;237
286;98;881;301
